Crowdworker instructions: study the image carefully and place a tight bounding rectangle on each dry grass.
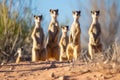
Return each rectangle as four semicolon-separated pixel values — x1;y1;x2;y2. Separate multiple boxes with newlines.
74;0;120;64
90;0;120;64
0;0;33;63
0;0;120;64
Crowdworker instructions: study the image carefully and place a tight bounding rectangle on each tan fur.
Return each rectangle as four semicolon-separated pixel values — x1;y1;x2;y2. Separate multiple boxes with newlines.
59;26;69;61
46;9;60;60
88;10;102;59
31;15;47;62
67;11;81;61
16;48;23;63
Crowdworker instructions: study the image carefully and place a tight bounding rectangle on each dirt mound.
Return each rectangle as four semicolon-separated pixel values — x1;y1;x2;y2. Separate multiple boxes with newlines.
0;60;120;80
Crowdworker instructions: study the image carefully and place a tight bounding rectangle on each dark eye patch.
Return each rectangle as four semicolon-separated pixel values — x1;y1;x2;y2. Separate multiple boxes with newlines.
34;15;36;18
50;9;58;15
73;11;81;16
91;10;100;15
51;10;54;13
55;10;58;15
66;26;69;29
77;11;81;15
55;9;58;14
36;16;38;19
38;15;42;20
96;11;100;14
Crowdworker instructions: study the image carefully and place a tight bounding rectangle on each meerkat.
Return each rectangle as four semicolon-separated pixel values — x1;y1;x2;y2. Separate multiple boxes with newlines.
67;11;81;61
46;9;60;61
88;10;102;60
59;26;69;61
31;15;47;62
15;48;23;63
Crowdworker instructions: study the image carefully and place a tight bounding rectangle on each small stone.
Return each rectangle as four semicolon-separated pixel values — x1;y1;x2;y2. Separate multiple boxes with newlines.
59;76;65;80
50;62;56;68
51;72;55;78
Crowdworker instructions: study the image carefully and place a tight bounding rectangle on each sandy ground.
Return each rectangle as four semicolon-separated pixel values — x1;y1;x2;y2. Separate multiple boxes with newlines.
0;59;120;80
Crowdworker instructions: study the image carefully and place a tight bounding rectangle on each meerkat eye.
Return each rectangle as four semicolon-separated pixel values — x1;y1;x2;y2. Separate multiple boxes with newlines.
50;9;52;12
50;9;54;14
35;17;38;19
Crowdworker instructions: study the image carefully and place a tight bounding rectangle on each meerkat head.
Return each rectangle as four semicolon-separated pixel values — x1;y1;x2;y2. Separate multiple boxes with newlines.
72;10;81;20
17;47;23;54
91;10;100;18
34;15;42;23
61;26;69;33
50;9;58;18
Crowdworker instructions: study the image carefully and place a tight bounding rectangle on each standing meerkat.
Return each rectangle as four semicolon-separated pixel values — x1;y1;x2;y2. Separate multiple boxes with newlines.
15;48;23;63
88;10;102;60
59;26;69;61
46;9;60;60
67;11;81;61
31;15;47;62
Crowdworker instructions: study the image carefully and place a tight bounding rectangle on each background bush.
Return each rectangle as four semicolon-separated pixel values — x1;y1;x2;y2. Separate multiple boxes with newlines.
0;0;33;63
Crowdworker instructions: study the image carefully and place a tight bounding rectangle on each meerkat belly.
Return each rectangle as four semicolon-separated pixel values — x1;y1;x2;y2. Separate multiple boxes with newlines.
50;25;58;38
93;27;98;35
50;23;58;32
71;27;76;38
36;32;41;38
35;32;43;44
92;23;99;35
62;38;68;47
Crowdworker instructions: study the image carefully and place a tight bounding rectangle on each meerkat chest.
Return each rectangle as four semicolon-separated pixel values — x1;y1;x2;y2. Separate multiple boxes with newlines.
71;23;79;35
35;28;43;38
50;22;58;33
61;35;68;46
91;23;99;34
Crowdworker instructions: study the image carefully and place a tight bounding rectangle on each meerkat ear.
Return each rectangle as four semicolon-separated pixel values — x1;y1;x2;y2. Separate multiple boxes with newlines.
49;9;52;12
72;11;75;14
78;11;81;14
97;10;100;14
91;11;93;13
39;15;43;20
78;11;81;15
34;15;36;18
56;9;58;13
66;26;69;29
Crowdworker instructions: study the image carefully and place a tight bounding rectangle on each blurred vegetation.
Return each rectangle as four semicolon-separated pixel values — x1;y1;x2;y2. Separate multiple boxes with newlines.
90;0;120;63
75;0;120;63
0;0;33;63
0;0;120;64
90;0;120;48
